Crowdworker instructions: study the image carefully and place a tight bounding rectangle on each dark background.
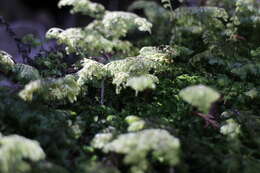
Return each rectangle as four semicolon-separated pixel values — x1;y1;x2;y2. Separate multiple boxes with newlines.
0;0;197;60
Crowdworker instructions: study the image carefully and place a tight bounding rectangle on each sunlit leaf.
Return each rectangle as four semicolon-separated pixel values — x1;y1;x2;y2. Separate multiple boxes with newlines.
179;85;220;113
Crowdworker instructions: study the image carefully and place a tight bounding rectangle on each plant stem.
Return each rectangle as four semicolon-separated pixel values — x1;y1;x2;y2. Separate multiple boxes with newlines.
100;79;105;105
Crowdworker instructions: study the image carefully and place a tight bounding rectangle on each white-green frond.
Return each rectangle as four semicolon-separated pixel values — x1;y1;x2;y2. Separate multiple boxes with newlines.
220;119;241;139
0;51;15;73
111;72;130;94
19;75;80;103
91;133;113;149
46;28;85;54
129;1;170;22
13;64;41;82
105;56;161;94
77;58;107;85
92;129;180;173
102;11;152;38
58;0;105;18
126;74;159;96
179;85;220;113
139;46;178;64
46;27;132;55
0;134;45;173
105;57;159;76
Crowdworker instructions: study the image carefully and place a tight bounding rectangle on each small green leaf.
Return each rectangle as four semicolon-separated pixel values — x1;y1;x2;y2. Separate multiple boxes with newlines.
125;115;141;124
179;85;220;113
127;120;146;132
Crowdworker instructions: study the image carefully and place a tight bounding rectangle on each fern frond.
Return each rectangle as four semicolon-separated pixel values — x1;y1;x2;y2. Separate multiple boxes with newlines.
102;11;152;38
0;51;15;74
139;46;179;63
46;27;132;55
19;75;80;103
173;7;229;22
129;1;170;22
105;57;159;76
77;58;107;85
111;72;130;94
126;74;159;96
92;129;180;173
58;0;105;18
0;134;45;173
105;56;161;94
46;28;85;54
13;64;41;83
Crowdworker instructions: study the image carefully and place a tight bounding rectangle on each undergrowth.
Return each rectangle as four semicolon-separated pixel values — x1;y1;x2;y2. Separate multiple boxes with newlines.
0;0;259;173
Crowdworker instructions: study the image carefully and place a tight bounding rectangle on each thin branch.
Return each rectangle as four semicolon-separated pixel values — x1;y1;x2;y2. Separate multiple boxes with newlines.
100;79;105;105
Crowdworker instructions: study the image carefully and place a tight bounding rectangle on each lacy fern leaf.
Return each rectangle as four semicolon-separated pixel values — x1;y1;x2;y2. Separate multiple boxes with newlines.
13;64;41;83
77;58;107;85
58;0;105;18
0;134;45;173
92;129;180;173
0;50;15;74
19;75;80;103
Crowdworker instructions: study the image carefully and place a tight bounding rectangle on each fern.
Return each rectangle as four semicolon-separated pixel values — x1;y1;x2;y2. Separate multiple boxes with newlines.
102;11;152;37
105;56;161;94
77;58;107;85
13;64;41;83
46;12;151;56
19;75;80;103
58;0;105;18
0;50;15;74
0;134;45;173
92;129;180;173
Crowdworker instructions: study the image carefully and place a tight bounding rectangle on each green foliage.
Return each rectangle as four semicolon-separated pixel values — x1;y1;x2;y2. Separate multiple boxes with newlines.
1;0;260;173
34;52;68;78
13;64;41;83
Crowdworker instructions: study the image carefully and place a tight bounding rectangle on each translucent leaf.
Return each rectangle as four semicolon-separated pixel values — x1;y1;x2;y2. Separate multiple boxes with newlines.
127;120;146;132
244;88;258;99
126;75;159;96
125;115;142;124
179;85;220;113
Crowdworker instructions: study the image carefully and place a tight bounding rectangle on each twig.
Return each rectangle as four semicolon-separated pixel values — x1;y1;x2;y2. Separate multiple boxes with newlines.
100;79;105;105
194;112;220;128
0;16;32;63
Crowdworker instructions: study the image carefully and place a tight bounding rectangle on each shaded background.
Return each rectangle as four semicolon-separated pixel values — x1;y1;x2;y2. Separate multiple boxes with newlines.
0;0;199;60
